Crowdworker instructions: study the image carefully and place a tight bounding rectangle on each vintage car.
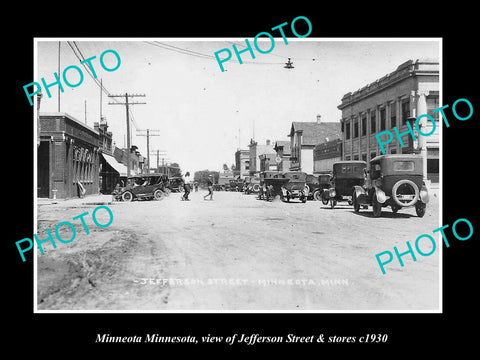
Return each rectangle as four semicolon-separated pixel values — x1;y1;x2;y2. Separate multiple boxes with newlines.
322;161;367;208
281;171;308;203
228;179;241;192
352;154;429;217
258;171;288;200
245;176;261;194
113;173;169;201
316;174;332;201
305;174;330;201
168;176;185;192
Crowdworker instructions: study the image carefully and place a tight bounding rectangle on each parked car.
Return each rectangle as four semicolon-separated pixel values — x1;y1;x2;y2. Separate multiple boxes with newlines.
168;176;185;192
258;171;288;200
305;174;330;201
352;154;429;217
113;173;169;201
281;171;308;203
245;176;261;194
322;161;367;208
316;174;332;201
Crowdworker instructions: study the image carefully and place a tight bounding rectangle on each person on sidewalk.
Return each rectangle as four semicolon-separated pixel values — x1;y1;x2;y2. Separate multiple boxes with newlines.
203;175;214;200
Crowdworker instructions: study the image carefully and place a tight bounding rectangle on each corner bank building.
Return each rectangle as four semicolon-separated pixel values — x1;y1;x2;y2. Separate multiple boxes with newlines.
37;113;100;198
338;59;439;183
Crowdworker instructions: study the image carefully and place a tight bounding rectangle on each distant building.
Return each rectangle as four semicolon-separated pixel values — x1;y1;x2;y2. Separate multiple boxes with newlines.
38;112;100;199
96;119;128;194
234;149;250;179
289;115;342;174
113;145;144;175
259;153;278;172
338;58;439;183
248;139;275;175
313;139;342;174
273;140;291;172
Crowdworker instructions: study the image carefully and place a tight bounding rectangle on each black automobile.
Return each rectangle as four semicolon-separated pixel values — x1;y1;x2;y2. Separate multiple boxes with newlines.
352;154;429;217
113;173;169;201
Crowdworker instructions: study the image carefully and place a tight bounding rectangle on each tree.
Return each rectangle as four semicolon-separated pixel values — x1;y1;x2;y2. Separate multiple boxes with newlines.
194;170;219;186
169;162;182;178
223;163;229;171
231;164;236;171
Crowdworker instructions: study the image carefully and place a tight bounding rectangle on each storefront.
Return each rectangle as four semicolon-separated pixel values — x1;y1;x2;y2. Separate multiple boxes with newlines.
37;113;100;199
99;152;128;194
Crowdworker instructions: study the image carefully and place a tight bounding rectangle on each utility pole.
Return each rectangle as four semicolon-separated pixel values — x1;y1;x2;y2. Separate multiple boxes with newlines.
137;129;160;173
150;149;167;172
108;93;146;177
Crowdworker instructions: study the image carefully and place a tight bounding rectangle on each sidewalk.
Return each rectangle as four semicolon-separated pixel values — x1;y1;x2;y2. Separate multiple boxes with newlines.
37;193;115;207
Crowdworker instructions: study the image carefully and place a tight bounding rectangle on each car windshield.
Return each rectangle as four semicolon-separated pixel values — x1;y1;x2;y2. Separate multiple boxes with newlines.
393;161;415;171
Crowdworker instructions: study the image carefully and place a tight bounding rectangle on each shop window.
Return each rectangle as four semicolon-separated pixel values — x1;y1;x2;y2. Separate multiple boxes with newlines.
370;112;376;133
390;102;397;128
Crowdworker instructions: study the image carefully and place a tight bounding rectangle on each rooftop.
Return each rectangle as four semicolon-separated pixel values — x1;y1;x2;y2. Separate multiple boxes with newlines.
338;58;439;110
289;122;342;146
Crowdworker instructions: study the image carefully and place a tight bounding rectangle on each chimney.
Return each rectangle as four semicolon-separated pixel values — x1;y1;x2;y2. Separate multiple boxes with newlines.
316;114;322;123
266;139;271;145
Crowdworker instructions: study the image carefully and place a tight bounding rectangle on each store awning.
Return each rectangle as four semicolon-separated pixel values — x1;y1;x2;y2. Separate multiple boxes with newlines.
101;153;128;176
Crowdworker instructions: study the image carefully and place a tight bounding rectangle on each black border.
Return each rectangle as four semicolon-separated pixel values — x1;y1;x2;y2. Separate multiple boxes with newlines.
6;5;478;354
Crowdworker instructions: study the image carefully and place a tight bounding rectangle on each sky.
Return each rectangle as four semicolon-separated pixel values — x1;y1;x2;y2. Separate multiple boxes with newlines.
35;38;440;175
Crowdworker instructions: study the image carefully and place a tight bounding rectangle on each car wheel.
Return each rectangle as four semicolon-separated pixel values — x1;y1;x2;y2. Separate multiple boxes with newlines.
313;190;322;201
372;194;382;217
415;201;426;217
122;191;133;202
253;184;260;193
352;191;360;213
154;189;165;200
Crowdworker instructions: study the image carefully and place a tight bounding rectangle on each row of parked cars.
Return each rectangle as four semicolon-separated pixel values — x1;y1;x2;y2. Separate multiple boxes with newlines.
250;154;429;217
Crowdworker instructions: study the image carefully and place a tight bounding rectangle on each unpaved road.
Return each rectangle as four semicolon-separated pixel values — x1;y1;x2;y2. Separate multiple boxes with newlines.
36;188;440;311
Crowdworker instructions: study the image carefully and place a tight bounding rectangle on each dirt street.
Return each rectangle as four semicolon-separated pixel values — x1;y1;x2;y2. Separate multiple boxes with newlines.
36;188;440;311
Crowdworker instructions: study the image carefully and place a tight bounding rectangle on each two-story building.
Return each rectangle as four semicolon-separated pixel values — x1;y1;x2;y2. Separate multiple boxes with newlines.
38;112;100;199
337;58;439;183
313;138;342;174
273;140;291;172
289;115;342;174
248;139;275;176
234;149;250;179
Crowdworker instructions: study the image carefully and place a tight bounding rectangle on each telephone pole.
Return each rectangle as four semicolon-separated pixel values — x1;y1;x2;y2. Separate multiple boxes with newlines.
150;149;167;172
137;129;160;173
108;93;146;177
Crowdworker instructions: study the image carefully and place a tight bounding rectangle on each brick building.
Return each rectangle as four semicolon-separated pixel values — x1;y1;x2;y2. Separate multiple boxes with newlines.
313;139;342;174
338;59;439;182
38;112;100;199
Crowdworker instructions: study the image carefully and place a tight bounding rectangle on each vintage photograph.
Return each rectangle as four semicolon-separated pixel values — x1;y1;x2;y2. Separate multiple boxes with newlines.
33;38;441;312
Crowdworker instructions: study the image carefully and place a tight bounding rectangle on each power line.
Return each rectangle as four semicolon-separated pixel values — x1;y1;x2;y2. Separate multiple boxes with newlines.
143;41;283;65
66;42;141;133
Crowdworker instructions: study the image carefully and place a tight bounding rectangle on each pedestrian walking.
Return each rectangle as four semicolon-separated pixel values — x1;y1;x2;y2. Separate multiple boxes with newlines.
203;175;214;200
181;180;191;201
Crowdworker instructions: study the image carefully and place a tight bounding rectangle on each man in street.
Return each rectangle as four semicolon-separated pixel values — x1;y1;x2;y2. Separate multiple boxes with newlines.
182;172;191;201
203;175;214;200
182;180;191;201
